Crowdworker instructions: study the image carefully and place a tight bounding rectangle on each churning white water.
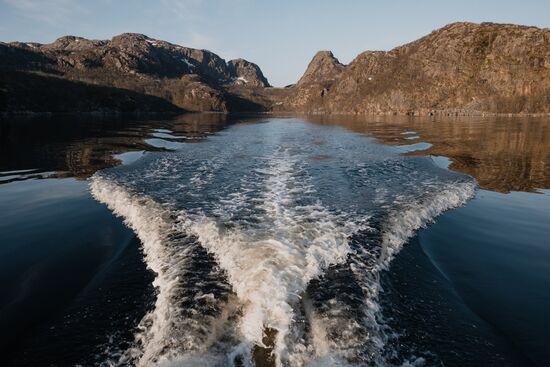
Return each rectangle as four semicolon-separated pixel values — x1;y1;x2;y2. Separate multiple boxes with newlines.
90;119;475;367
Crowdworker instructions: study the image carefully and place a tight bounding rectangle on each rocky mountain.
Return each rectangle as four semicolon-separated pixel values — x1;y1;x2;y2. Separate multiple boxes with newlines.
227;58;270;87
0;33;270;113
282;22;550;115
296;51;344;86
1;22;549;115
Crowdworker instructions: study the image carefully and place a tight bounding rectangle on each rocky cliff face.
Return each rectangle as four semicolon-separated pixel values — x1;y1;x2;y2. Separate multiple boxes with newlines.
296;51;344;86
284;22;550;115
2;22;549;115
22;33;266;84
0;33;270;113
227;58;270;87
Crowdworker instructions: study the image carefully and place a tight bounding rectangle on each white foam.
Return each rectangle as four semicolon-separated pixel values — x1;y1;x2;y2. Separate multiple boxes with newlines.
90;149;363;366
381;181;475;264
188;150;358;364
303;180;476;365
90;177;238;366
90;139;476;366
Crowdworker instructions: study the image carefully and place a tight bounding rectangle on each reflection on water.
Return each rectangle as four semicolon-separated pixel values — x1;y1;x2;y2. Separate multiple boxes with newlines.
0;113;256;183
418;189;550;366
301;114;550;366
0;113;257;366
3;114;549;193
2;113;550;367
305;115;550;193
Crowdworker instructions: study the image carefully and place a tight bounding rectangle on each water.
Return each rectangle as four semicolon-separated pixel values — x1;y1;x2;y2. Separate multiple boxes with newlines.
1;114;549;367
417;190;550;366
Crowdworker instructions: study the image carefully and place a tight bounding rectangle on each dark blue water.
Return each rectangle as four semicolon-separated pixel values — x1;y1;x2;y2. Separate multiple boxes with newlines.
417;189;550;366
0;114;549;367
0;177;154;363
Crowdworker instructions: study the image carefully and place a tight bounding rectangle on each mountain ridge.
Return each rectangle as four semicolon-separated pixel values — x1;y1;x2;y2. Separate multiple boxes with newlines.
0;32;270;113
1;22;549;115
280;21;550;115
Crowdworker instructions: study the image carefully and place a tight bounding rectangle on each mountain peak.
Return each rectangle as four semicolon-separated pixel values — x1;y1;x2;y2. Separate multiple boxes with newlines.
312;50;340;62
227;58;271;87
42;35;106;51
288;21;550;115
111;33;151;41
297;50;344;85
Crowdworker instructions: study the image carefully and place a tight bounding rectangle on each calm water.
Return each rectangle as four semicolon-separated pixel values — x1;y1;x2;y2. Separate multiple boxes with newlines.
0;114;549;367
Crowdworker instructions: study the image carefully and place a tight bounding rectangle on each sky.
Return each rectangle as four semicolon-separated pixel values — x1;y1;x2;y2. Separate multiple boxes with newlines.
1;0;548;86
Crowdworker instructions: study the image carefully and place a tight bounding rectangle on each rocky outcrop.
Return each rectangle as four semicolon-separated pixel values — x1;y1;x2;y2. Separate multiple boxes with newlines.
2;22;549;115
36;33;236;82
284;22;550;115
296;51;344;86
276;51;345;113
227;58;270;87
0;33;271;113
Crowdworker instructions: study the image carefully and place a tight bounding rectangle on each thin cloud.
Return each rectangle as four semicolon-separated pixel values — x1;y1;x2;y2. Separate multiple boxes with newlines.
2;0;86;25
159;0;251;22
183;31;214;49
159;0;205;22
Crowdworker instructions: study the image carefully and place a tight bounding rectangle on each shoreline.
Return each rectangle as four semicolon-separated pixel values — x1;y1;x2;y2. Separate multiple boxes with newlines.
2;109;550;118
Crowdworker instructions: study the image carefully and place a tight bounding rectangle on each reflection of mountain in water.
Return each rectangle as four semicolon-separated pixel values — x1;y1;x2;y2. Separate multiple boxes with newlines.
2;114;549;193
0;114;258;183
305;115;550;193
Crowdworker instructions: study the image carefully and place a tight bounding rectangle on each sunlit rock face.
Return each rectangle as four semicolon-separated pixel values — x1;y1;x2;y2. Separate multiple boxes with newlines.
227;58;271;87
283;22;550;115
0;33;272;113
1;22;549;114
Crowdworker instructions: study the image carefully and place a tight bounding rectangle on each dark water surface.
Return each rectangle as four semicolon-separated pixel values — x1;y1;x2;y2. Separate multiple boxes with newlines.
0;114;549;367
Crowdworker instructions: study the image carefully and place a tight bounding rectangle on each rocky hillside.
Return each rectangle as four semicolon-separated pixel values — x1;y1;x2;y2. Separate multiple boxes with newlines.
1;22;549;115
296;51;344;86
282;22;550;115
228;59;271;87
0;33;270;113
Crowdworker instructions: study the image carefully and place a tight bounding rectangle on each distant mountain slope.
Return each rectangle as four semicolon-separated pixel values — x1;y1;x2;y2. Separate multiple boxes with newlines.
283;22;550;115
1;23;549;115
0;33;270;113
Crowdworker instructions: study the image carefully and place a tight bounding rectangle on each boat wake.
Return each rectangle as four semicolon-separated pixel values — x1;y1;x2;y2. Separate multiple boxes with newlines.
90;120;475;366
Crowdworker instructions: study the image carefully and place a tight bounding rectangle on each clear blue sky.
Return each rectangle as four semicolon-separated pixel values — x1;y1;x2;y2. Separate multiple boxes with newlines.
1;0;548;86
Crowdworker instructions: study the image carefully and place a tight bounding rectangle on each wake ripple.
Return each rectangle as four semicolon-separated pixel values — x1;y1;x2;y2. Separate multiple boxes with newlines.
90;119;476;367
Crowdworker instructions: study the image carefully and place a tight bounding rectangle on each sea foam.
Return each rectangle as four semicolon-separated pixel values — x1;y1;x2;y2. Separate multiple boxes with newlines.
90;119;476;366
